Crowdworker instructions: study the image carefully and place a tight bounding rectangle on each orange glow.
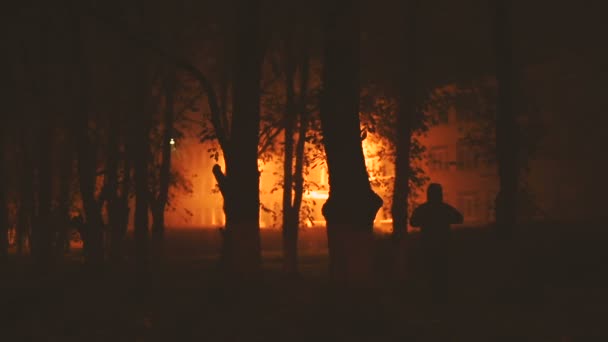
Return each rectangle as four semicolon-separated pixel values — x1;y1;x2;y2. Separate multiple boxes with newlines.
165;88;499;231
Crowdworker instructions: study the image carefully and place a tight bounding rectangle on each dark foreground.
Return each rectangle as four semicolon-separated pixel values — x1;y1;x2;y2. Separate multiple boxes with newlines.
1;224;606;341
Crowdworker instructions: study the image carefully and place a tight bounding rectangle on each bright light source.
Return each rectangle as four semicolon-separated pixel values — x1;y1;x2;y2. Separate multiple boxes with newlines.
169;138;175;146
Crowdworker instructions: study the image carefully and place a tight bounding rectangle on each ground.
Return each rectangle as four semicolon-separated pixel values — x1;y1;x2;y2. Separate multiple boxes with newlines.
1;224;606;341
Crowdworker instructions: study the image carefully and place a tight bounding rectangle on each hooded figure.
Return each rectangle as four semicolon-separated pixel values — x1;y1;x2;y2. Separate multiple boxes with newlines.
410;183;463;240
410;183;463;305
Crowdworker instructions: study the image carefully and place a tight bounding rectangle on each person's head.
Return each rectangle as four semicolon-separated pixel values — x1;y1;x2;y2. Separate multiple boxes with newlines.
427;183;443;203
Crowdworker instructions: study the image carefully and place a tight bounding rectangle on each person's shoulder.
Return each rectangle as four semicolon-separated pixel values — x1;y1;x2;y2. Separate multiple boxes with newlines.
414;202;430;211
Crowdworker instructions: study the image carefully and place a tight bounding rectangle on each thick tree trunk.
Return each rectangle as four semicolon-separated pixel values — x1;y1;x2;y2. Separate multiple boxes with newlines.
493;0;518;238
320;0;382;286
218;0;263;277
390;0;419;280
391;0;418;240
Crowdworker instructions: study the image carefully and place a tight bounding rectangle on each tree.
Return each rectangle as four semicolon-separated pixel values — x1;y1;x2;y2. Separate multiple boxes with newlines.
0;121;7;262
493;0;519;238
320;0;382;285
279;37;312;277
72;7;105;267
215;0;264;276
150;72;176;243
391;0;420;240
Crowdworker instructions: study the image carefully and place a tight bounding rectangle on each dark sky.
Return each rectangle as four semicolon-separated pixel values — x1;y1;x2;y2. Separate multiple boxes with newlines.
362;0;607;89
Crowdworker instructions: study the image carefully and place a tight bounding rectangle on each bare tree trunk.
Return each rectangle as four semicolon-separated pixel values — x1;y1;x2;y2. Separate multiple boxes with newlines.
320;0;382;286
493;0;518;239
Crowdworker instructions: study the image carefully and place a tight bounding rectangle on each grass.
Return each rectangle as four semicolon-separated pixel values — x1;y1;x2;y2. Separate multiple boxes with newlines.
0;223;606;340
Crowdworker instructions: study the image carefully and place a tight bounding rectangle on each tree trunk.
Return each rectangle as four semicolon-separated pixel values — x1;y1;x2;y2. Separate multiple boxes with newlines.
26;6;54;268
391;0;418;240
0;133;7;261
281;43;297;276
493;0;518;239
151;73;175;242
320;0;382;286
217;0;263;277
109;158;130;263
104;106;125;263
132;108;151;271
73;8;104;268
17;132;34;256
390;0;419;279
76;110;105;268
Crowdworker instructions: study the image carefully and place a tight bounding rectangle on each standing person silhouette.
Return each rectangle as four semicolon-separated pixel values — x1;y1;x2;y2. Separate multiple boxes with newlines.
410;183;463;309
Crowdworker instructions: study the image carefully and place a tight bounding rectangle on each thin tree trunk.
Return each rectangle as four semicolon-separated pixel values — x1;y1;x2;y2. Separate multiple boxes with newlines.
73;9;104;268
320;0;382;286
282;48;311;276
151;73;175;242
132;110;151;271
17;132;33;256
0;133;7;261
105;108;124;262
493;0;518;239
281;41;297;275
109;157;130;262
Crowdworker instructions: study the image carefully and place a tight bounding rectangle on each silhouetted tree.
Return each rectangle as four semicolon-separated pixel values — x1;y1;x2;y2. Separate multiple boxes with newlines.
72;9;105;267
280;35;312;276
214;0;264;276
0;125;7;261
391;0;420;240
320;0;382;285
150;73;176;242
493;0;519;238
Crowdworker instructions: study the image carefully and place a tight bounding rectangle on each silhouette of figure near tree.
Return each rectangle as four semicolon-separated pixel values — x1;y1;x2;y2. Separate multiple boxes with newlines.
410;183;463;307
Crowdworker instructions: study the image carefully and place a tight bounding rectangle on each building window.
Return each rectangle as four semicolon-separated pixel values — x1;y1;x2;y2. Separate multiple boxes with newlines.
319;166;328;187
456;109;475;123
457;192;480;221
456;143;479;170
428;146;449;171
437;110;449;125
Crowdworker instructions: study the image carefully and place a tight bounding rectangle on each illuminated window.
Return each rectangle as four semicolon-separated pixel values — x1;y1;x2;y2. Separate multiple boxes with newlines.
456;110;475;122
320;166;327;186
457;192;480;221
437;110;449;125
456;143;479;170
428;146;449;171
